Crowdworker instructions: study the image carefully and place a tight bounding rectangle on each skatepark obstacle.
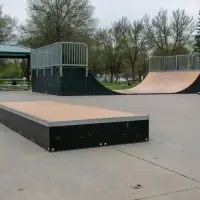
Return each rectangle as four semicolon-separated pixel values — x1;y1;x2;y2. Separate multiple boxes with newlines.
0;101;149;152
31;42;200;95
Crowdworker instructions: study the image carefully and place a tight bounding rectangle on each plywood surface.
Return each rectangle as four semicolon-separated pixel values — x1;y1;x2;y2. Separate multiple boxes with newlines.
0;101;148;123
117;71;200;94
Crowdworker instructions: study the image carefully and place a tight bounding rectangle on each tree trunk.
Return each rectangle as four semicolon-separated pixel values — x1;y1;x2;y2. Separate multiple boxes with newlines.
21;59;30;82
131;65;135;83
138;68;142;82
27;58;31;82
110;72;114;83
110;60;114;83
115;75;119;83
138;74;142;82
93;64;96;76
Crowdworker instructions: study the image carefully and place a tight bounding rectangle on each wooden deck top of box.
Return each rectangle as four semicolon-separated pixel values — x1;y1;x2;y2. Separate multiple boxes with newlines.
0;101;149;127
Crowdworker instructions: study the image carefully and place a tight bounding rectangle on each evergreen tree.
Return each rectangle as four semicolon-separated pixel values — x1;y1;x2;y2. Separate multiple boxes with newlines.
194;11;200;53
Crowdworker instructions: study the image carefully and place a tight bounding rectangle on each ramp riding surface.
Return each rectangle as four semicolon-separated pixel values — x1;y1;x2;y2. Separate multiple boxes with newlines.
117;71;200;94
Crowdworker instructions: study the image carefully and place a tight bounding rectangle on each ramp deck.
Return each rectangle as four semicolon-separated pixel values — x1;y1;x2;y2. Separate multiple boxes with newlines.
0;101;149;152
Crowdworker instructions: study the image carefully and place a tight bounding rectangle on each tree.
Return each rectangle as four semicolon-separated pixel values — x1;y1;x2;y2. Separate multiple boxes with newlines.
114;17;145;82
96;27;124;82
21;59;29;79
0;5;17;72
194;10;200;53
88;37;105;75
0;5;17;44
144;9;196;56
136;52;149;81
19;0;97;48
171;9;196;54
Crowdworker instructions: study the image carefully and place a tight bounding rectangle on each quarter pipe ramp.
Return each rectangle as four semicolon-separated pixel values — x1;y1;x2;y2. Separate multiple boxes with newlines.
117;71;200;94
32;67;200;95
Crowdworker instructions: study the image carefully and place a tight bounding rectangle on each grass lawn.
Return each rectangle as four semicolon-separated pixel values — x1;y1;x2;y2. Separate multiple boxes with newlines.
102;82;139;90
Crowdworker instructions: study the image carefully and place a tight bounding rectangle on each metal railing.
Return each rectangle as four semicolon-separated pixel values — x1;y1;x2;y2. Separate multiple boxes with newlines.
0;78;30;91
31;42;88;69
149;54;200;72
62;43;88;67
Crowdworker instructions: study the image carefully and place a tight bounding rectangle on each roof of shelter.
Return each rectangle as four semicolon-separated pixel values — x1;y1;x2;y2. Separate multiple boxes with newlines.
0;44;32;58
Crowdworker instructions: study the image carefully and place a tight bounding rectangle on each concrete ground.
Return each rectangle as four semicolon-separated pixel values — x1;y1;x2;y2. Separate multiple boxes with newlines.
0;91;200;200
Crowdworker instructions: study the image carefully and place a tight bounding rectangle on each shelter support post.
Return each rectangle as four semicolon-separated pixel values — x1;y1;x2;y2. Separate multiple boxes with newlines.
27;56;31;82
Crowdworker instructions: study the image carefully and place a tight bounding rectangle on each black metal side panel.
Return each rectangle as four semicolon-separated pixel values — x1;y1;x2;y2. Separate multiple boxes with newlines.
32;67;61;95
0;108;50;150
60;67;87;95
32;67;119;96
49;120;149;152
32;69;46;93
46;67;62;95
60;67;119;96
86;69;118;95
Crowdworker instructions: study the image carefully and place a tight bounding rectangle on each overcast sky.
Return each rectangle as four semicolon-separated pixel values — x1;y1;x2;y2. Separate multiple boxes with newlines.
1;0;199;27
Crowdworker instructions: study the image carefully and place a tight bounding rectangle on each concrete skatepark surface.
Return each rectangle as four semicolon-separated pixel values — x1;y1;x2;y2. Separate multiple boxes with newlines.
1;91;200;199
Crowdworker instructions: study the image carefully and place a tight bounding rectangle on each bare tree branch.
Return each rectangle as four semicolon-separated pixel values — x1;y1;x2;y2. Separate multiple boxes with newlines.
19;0;97;47
113;17;145;82
144;8;196;56
171;9;196;54
96;27;124;82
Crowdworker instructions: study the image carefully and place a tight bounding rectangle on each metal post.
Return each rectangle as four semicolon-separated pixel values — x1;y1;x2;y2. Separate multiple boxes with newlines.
176;55;178;70
46;52;48;68
80;45;83;67
86;67;88;77
60;66;63;77
64;43;66;65
27;56;31;83
61;43;63;66
164;57;166;71
51;67;53;76
86;45;88;67
79;44;81;66
60;43;63;77
73;43;76;66
85;45;89;76
66;43;68;65
149;57;151;72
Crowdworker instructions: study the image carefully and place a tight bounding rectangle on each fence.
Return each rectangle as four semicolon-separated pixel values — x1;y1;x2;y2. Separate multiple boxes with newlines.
149;54;200;71
31;42;88;69
0;78;30;91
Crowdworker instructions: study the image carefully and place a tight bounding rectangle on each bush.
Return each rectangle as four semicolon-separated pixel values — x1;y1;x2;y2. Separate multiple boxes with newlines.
0;62;24;78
